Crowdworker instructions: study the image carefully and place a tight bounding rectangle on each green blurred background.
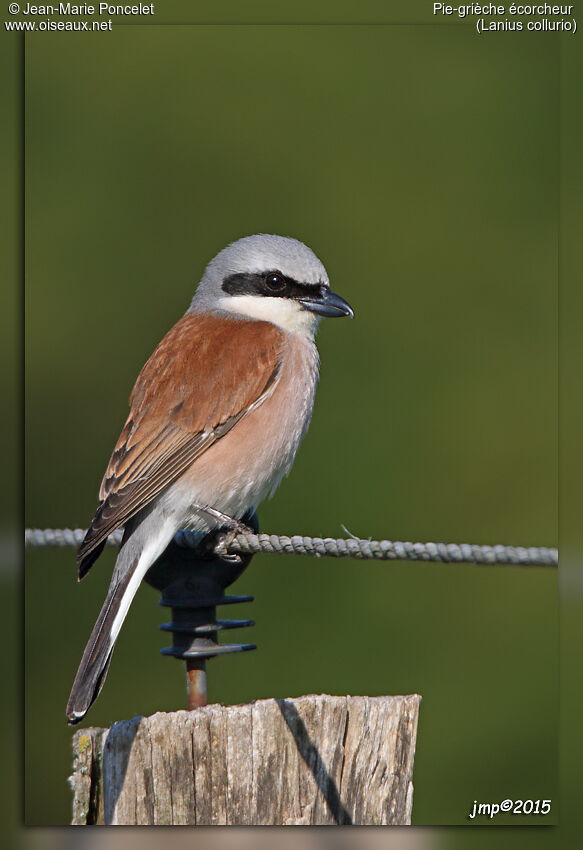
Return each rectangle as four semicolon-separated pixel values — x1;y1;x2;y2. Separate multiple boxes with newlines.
24;19;557;826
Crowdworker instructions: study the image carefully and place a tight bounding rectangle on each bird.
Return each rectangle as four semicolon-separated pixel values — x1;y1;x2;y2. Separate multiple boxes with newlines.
66;233;354;725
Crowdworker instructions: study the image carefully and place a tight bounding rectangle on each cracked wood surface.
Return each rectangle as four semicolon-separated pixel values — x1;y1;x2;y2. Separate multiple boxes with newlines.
70;694;421;826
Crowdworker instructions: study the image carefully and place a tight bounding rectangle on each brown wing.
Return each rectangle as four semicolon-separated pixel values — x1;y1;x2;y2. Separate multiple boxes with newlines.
77;313;283;576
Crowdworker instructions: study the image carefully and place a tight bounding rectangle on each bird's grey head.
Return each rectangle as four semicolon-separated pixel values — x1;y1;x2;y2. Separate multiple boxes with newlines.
190;234;353;336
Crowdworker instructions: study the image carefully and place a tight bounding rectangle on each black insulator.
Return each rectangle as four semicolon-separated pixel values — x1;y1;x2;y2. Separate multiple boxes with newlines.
144;512;258;664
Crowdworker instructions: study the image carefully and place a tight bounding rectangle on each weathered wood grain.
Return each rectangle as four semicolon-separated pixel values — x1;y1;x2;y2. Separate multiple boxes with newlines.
70;694;421;826
70;727;106;825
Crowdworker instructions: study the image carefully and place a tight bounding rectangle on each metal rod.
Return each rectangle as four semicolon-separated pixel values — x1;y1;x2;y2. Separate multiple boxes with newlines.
186;658;208;709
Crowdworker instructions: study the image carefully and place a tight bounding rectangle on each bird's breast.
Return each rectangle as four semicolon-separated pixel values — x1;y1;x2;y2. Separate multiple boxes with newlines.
173;332;320;523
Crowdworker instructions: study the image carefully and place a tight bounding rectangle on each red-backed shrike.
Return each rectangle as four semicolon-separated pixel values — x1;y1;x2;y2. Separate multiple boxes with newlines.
66;234;353;724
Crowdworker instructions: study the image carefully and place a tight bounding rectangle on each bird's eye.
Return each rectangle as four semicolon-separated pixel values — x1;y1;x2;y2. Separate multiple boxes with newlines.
264;273;285;293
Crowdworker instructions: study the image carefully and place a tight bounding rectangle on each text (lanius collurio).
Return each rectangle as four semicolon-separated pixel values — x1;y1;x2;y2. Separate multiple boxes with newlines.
433;3;577;32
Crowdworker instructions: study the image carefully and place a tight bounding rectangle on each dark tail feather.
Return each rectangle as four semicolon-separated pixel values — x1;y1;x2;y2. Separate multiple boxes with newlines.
77;496;125;580
66;556;137;725
77;538;107;581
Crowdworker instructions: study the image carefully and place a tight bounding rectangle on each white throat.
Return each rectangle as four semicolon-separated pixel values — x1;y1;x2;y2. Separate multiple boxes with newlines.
216;294;320;336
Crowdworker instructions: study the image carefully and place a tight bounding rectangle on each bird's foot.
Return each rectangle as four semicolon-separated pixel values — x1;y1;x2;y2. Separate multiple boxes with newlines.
194;504;255;565
212;528;247;565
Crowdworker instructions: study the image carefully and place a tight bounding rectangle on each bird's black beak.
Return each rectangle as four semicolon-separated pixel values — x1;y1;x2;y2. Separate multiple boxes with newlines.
298;288;354;319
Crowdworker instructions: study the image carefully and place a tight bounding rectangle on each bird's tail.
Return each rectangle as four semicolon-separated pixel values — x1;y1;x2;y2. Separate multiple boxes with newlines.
66;517;175;725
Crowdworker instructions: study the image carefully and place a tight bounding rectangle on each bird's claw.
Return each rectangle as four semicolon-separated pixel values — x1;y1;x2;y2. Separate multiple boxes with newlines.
211;519;254;565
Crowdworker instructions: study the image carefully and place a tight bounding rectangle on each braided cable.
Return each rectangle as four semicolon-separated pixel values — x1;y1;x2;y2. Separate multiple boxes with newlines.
24;527;557;567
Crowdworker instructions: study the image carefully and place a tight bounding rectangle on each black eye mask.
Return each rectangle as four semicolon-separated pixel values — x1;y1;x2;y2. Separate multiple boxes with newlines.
222;271;325;301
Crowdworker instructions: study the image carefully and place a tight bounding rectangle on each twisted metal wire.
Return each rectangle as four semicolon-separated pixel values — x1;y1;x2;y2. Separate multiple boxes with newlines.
24;527;558;567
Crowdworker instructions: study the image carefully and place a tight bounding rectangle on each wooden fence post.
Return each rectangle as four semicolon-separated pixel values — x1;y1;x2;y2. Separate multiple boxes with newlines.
70;693;421;826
